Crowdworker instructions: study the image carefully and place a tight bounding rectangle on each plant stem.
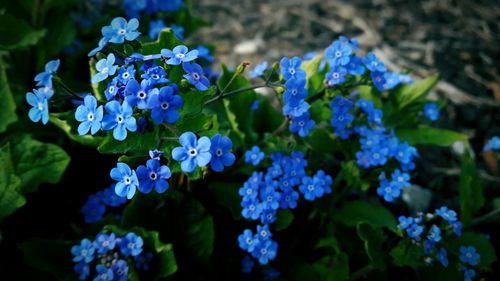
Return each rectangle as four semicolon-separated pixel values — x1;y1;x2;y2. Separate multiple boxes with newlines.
203;83;269;106
468;208;500;227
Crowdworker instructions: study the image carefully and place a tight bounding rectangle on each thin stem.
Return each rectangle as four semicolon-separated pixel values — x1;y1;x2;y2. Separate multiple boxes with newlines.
468;208;500;227
163;124;179;137
204;84;270;106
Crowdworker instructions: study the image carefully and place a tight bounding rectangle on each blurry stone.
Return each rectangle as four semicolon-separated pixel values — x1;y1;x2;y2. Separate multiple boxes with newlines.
234;38;264;55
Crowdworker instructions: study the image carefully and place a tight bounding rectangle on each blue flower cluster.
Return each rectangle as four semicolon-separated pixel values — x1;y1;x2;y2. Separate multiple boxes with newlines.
122;0;184;18
279;57;316;137
483;136;500;151
238;151;333;266
398;206;480;280
328;96;418;201
324;36;412;91
81;185;128;224
26;59;60;124
71;232;150;280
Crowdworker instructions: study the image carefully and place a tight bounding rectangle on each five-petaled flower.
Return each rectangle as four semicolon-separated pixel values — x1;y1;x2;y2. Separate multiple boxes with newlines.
209;134;236;172
75;95;103;135
102;17;140;44
110;162;139;199
92;53;118;83
26;88;50;124
136;159;171;194
102;100;137;141
161;45;198;65
172;132;212;172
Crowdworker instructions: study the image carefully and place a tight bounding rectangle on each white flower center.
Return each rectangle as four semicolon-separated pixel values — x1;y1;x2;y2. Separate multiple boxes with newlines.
216;149;223;156
335;51;342;57
37;102;44;110
102;67;109;74
88;112;94;121
118;28;127;35
161;102;169;110
117;115;124;124
189;148;198;156
192;73;200;80
176;53;185;59
149;172;157;180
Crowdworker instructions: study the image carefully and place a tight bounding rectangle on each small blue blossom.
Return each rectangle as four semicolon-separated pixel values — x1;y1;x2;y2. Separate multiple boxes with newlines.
459;246;480;266
279;187;299;209
407;223;424;240
260;187;281;210
124;79;154;109
81;195;105;224
161;45;198;65
120;232;144;257
94;233;116;254
256;224;272;240
435;206;458;222
71;239;95;263
362;52;386;72
383;72;401;90
141;65;169;86
172;132;212;172
437;248;448;267
239;182;259;201
241;255;254;273
111;259;128;281
398;216;414;230
251;100;259;110
462;267;476;281
427;225;442;242
98;185;128;207
136;159;171;194
102;100;137;141
283;78;307;106
371;71;386;92
252;240;277;265
346;56;365;75
280;56;306;80
88;38;108;57
92;53;118;83
209;134;236;172
94;264;113;281
134;252;153;270
249;61;269;79
74;262;90;280
377;179;401;202
450;221;463;236
483;136;500;151
299;176;324;201
170;24;185;40
282;100;310;118
238;229;259;252
34;59;60;87
75;95;103;135
325;66;347;86
148;85;183;124
325;40;352;66
423;102;440;121
149;19;165;39
245;146;265;166
182;62;210;91
102;17;140;44
110;162;139;199
241;199;262;220
117;65;136;85
26;89;49;124
290;112;315;137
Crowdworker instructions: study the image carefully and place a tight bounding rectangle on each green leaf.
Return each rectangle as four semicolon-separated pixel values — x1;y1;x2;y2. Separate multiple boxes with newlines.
308;128;339;154
0;144;25;222
0;59;17;133
0;14;46;50
356;223;387;269
332;200;397;231
313;253;350;281
98;127;159;154
50;112;103;146
302;55;323;83
449;232;496;271
393;75;438;108
141;29;184;55
358;85;382;108
208;181;242;220
18;238;74;280
274;209;294;231
180;87;216;117
42;15;76;57
395;127;468;147
389;239;423;269
103;225;178;279
9;135;70;193
459;152;485;224
338;161;371;191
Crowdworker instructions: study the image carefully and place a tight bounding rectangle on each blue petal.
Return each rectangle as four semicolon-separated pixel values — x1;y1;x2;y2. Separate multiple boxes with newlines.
181;158;196;172
113;125;127;141
172;147;188;161
78;121;92;135
179;132;197;148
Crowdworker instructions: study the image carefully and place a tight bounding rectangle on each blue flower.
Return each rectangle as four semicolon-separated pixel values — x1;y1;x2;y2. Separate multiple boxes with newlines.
102;100;137;141
148;86;183;124
111;259;128;281
94;264;114;281
241;256;254;273
71;239;95;263
26;88;49;124
252;240;277;265
397;216;414;231
249;61;268;79
141;65;169;86
280;56;306;80
283;78;307;106
182;62;210;91
94;233;116;254
371;71;386;91
88;38;108;57
260;209;276;226
377;179;401;202
260;186;281;210
134;252;153;270
450;220;462;236
391;169;411;189
116;65;136;85
75;95;103;135
102;17;140;44
245;146;265;166
282;100;310;118
483;136;500;151
325;40;352;66
346;56;365;75
170;24;185;40
459;246;480;266
172;132;212;172
406;223;424;240
437;248;448;267
209;134;236;172
435;206;457;222
120;232;144;257
299;176;324;201
251;100;259;110
149;19;165;39
104;78;120;101
161;45;198;65
362;52;386;72
423;102;440;121
81;195;105;224
462;267;476;281
92;53;118;83
74;262;90;280
125;79;154;109
427;225;442;242
110;162;139;199
34;59;60;87
238;229;259;252
279;187;299;209
98;185;127;207
239;182;259;201
314;170;333;194
289;112;315;137
256;224;272;241
136;159;171;194
241;199;262;220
